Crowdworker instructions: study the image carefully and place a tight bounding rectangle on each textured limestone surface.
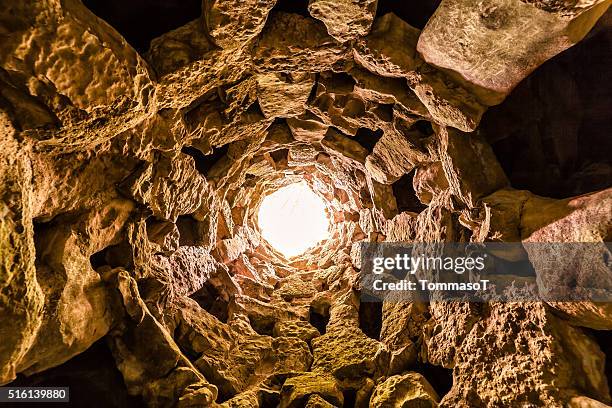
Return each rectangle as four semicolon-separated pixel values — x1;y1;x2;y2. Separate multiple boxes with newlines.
0;0;610;407
418;0;612;105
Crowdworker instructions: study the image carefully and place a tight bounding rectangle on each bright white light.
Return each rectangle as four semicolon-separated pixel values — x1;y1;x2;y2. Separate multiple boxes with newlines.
257;182;330;258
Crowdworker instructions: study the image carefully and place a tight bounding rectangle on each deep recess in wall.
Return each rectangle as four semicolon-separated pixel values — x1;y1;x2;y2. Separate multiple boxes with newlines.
9;341;146;408
82;0;201;52
589;329;612;391
248;315;276;336
415;363;454;398
191;283;230;323
182;144;231;177
309;305;331;335
483;18;612;198
343;388;358;408
354;128;384;153
90;240;133;271
271;0;311;17
392;172;428;213
376;0;442;29
413;120;435;136
270;148;289;164
359;300;383;340
176;215;201;246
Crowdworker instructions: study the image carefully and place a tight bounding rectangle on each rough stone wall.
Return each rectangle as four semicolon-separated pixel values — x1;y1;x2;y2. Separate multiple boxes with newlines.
0;0;610;407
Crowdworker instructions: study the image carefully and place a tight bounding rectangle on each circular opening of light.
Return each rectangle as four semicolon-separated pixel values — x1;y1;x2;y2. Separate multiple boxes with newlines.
257;181;330;258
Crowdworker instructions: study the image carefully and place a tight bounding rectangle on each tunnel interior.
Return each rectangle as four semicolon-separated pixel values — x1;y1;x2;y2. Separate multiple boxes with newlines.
1;1;611;408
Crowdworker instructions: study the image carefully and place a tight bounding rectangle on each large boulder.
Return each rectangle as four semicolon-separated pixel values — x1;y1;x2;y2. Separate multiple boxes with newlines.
418;0;610;105
370;372;440;408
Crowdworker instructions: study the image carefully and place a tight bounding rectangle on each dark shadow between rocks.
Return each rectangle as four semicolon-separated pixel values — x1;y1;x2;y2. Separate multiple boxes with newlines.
392;172;428;213
587;329;612;393
271;0;311;17
82;0;201;53
343;388;358;408
353;128;384;153
89;240;134;271
309;305;330;335
261;392;281;407
248;315;276;337
176;214;200;246
359;300;383;340
414;363;454;399
412;120;435;136
191;282;230;323
482;14;611;198
182;144;230;177
376;0;442;29
270;148;289;165
8;340;145;408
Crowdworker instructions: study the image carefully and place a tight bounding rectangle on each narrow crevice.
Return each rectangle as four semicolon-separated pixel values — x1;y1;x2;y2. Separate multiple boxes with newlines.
587;329;612;393
309;305;330;335
319;72;357;94
392;172;428;213
359;300;383;340
82;0;202;53
371;104;394;123
342;388;358;408
89;249;108;270
260;391;282;407
244;100;265;120
176;335;202;362
206;375;235;404
270;148;289;165
375;0;442;29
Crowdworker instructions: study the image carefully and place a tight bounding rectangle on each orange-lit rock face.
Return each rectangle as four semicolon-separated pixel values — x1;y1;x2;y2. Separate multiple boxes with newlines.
0;0;610;406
